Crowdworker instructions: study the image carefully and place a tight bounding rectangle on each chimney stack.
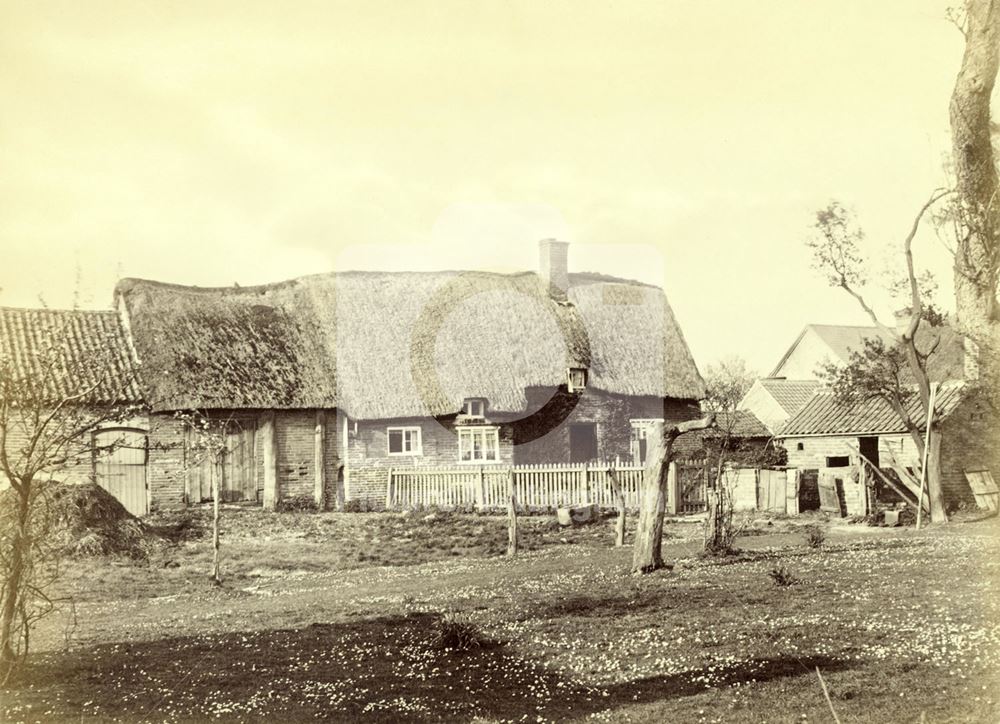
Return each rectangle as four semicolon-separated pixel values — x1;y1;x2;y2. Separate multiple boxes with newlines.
539;239;569;300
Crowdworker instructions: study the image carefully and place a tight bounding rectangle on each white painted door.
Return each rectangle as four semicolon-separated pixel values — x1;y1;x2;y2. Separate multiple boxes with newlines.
93;429;148;517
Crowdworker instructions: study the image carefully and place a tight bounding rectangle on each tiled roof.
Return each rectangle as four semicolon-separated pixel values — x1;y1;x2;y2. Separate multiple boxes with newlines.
777;380;966;437
0;307;142;404
709;409;772;438
757;378;821;416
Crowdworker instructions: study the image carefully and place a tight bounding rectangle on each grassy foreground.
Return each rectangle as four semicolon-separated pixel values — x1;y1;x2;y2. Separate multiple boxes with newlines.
1;508;998;723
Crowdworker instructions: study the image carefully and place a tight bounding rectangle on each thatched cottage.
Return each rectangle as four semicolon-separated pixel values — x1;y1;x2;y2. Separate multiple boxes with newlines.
3;241;707;514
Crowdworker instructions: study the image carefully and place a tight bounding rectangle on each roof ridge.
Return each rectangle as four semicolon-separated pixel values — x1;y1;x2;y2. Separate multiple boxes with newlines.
0;305;117;315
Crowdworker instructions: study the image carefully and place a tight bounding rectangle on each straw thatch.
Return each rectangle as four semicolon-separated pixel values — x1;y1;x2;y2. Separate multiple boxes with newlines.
116;270;706;417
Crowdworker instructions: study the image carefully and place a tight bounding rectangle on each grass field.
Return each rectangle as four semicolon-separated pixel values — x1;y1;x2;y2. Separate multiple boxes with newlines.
2;508;998;723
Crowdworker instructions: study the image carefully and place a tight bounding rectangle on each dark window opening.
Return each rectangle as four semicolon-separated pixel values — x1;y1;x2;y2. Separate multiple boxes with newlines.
569;423;598;463
825;456;850;467
796;442;804;451
858;436;880;467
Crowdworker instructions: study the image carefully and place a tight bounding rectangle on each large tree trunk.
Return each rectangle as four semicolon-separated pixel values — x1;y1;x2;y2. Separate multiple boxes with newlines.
950;0;1000;405
632;416;714;574
0;485;31;680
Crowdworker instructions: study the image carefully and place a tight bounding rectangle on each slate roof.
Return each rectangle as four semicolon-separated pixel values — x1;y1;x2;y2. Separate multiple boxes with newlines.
757;378;821;416
771;323;965;382
0;307;142;404
776;380;966;437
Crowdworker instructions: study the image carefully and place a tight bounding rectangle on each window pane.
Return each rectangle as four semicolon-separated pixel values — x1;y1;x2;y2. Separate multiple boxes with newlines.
388;430;403;453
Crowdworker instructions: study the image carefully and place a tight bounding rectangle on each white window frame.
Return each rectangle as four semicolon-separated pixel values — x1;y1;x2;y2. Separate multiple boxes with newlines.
387;426;422;456
461;398;486;419
630;418;664;464
568;367;588;392
457;426;501;464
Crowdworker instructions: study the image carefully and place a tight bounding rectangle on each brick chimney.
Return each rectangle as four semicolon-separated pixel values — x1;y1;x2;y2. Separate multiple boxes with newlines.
539;239;569;300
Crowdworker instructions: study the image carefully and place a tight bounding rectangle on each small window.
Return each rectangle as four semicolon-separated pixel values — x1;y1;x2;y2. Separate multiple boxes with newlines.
387;427;422;456
461;398;486;419
796;442;804;451
458;426;500;463
825;456;850;467
568;367;587;392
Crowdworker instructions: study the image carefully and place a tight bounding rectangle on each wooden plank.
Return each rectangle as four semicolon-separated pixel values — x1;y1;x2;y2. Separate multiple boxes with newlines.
965;470;999;512
261;411;278;511
314;411;326;510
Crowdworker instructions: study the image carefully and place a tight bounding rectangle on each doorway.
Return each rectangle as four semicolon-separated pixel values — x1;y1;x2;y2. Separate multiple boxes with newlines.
569;423;598;463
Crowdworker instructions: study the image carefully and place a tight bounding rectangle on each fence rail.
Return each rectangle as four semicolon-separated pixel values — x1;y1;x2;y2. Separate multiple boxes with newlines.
387;460;709;514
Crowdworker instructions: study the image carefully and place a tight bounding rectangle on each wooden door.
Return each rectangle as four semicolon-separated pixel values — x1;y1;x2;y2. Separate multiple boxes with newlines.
93;428;148;517
185;424;256;503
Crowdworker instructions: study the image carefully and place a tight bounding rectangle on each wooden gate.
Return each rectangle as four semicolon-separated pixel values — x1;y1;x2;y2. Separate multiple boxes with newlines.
93;428;148;517
185;425;256;503
757;469;787;512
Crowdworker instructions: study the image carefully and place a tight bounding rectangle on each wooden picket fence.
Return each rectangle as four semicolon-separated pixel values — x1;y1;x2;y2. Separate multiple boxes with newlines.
387;460;709;514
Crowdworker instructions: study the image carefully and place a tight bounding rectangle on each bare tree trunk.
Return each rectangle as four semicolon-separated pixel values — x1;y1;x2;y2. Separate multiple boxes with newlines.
211;473;221;585
0;485;30;678
950;0;1000;405
632;416;714;575
506;470;518;556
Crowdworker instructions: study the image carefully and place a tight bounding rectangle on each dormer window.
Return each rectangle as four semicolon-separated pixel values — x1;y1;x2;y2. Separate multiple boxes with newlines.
568;367;587;392
461;398;486;419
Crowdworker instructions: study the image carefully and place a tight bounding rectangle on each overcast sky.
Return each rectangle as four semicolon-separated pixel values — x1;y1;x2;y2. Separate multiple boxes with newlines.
0;1;973;373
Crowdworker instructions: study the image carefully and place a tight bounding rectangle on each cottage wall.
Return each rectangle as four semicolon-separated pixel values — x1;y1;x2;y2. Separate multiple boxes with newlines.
146;414;187;511
345;416;516;504
782;434;919;471
939;396;999;509
513;390;700;465
772;328;835;380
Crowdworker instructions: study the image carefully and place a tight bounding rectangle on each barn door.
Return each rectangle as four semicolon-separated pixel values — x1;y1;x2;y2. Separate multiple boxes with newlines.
185;423;255;503
93;428;148;517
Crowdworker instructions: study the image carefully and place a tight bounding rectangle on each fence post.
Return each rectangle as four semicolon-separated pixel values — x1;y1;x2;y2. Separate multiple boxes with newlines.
582;461;590;504
667;461;679;515
608;466;626;546
385;467;394;509
507;468;519;556
476;466;486;510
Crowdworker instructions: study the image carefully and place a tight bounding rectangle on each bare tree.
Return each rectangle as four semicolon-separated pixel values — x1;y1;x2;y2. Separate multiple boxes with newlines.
808;199;950;522
702;357;758;554
948;0;1000;406
173;410;244;585
631;414;714;575
0;316;139;681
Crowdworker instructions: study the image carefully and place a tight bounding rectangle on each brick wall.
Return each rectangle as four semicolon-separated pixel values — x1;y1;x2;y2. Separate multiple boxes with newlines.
342;393;702;506
940;396;999;509
513;390;700;465
147;414;186;511
345;415;515;504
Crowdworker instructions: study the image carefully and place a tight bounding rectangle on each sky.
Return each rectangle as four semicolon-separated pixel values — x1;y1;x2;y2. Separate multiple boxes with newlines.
0;0;976;374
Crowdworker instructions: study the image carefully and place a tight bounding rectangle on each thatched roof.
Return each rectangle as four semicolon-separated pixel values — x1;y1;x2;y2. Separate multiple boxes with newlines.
116;270;705;417
0;307;142;404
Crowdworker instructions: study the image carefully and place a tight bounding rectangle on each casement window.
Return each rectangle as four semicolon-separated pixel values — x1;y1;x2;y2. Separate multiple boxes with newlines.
568;367;588;392
461;398;486;419
387;427;422;456
630;419;664;465
458;426;500;463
